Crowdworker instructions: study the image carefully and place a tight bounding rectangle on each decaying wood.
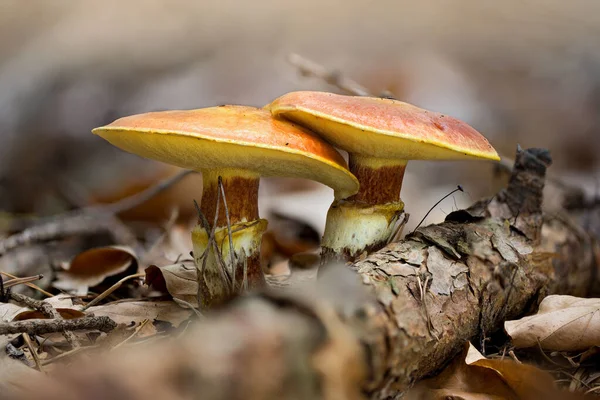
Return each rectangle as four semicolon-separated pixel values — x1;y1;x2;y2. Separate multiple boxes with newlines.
9;147;599;400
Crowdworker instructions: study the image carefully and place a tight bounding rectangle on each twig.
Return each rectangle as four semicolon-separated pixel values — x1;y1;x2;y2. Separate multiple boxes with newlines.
22;333;43;372
0;169;196;256
0;213;136;255
99;170;195;215
0;316;116;335
81;272;146;311
288;53;372;96
8;291;81;348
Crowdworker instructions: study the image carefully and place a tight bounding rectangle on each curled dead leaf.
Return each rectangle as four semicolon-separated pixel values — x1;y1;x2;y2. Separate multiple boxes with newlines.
145;261;198;308
505;295;600;351
53;246;138;295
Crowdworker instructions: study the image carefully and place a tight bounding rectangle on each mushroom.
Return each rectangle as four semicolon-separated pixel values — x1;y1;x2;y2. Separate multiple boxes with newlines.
93;105;358;308
268;91;500;261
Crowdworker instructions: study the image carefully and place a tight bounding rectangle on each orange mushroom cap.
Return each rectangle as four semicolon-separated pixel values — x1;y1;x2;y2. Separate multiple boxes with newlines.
268;91;500;162
93;105;359;200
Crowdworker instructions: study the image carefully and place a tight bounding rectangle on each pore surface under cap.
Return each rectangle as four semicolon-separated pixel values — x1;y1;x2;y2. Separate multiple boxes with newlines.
93;105;358;200
269;91;500;161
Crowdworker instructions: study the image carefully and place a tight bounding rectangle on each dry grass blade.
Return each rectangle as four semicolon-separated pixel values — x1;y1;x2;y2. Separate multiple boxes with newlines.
81;272;146;311
219;176;237;291
22;333;43;372
111;319;151;351
0;274;44;290
1;271;53;297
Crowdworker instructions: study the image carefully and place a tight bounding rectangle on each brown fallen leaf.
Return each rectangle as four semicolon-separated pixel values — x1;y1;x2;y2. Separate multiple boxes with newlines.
406;342;581;400
145;261;198;308
141;223;194;268
53;246;138;295
505;295;600;351
13;308;86;321
87;301;192;329
0;294;75;323
0;337;40;394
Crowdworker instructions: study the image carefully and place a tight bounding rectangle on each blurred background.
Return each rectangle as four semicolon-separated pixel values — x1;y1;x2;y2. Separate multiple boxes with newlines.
1;0;599;253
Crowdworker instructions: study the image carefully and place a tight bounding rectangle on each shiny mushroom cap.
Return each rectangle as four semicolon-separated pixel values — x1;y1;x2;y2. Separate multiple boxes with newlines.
268;91;500;161
93;105;359;200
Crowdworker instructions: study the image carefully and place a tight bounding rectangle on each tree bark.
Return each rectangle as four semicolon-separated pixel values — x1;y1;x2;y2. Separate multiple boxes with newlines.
12;148;600;400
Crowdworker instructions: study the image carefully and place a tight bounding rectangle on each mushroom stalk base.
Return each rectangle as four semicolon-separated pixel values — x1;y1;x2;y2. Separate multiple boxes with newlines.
193;219;268;309
321;200;404;263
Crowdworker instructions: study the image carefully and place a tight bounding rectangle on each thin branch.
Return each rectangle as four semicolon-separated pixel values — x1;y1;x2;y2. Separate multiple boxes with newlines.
0;169;196;256
98;169;195;215
0;316;116;336
8;291;81;348
288;53;372;97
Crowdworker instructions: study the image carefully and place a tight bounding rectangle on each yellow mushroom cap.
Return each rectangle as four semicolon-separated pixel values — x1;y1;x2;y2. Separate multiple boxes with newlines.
268;91;500;161
92;105;359;200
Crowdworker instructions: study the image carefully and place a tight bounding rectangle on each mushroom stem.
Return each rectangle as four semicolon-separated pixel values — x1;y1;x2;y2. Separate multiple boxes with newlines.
193;169;266;309
347;155;407;205
200;169;260;226
321;156;407;263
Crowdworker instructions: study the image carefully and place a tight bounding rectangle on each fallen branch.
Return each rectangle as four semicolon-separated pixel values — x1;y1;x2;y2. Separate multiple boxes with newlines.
10;147;600;400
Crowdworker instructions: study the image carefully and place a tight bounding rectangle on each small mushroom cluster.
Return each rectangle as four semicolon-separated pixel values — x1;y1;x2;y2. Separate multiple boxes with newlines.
93;92;499;309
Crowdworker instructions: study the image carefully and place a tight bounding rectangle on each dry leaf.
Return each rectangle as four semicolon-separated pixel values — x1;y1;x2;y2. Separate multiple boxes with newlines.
142;223;194;267
0;303;27;323
145;260;198;307
53;246;138;295
87;301;192;328
13;308;86;321
505;295;600;351
0;337;40;394
406;342;568;400
0;295;75;323
43;294;76;309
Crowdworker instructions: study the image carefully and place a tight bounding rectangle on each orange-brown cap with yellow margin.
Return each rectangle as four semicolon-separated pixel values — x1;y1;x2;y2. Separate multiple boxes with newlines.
93;105;359;200
268;91;500;162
